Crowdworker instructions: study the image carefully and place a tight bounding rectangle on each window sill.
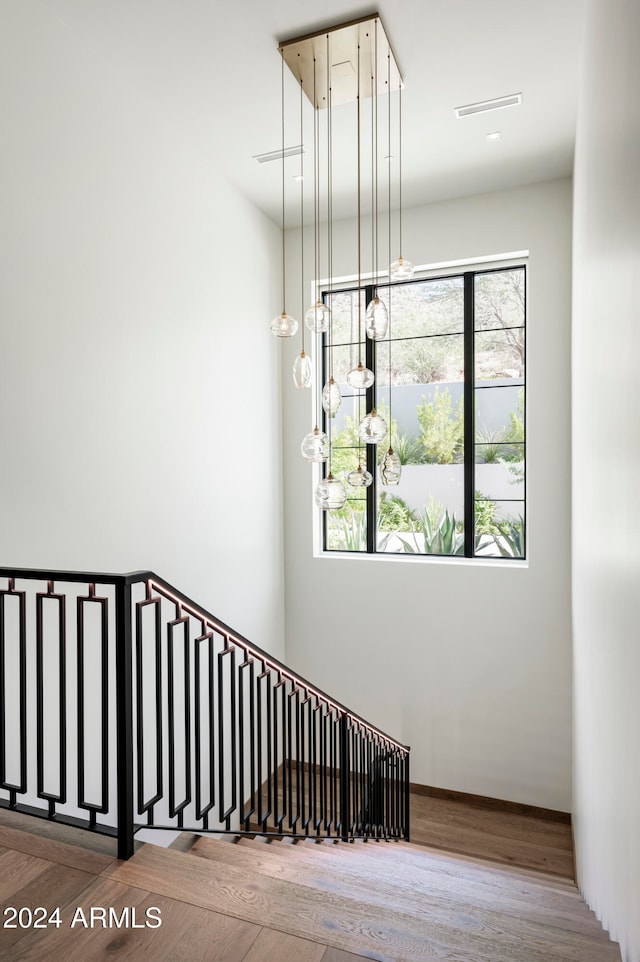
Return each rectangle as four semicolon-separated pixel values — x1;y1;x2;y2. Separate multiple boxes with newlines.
316;550;528;569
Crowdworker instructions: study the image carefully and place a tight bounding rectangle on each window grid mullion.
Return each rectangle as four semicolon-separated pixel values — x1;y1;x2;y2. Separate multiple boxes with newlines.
463;273;475;558
365;284;376;554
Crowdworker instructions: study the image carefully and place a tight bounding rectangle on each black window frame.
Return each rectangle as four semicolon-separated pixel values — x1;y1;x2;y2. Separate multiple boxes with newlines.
320;263;527;560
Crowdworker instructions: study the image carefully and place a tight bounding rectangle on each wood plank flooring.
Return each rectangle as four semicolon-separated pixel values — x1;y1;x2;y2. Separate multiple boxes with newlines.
409;792;576;878
0;798;621;962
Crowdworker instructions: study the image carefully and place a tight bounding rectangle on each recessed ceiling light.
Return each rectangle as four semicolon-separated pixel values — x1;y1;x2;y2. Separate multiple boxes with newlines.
293;174;304;182
253;145;305;164
454;93;522;118
486;131;501;143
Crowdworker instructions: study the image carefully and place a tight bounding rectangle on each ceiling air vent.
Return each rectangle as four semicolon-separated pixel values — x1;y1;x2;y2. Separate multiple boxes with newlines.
253;145;304;164
454;93;522;118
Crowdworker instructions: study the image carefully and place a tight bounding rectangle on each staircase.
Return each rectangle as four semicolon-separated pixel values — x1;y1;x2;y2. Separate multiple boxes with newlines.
0;795;621;962
0;566;622;960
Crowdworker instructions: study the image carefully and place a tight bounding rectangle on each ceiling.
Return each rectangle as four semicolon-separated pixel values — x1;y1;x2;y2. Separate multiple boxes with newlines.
46;0;586;224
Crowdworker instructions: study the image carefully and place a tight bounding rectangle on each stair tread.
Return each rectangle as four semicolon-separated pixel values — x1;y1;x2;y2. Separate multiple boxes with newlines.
409;814;574;877
246;822;578;893
410;794;573;848
0;821;116;876
242;834;588;905
194;834;611;943
104;841;619;962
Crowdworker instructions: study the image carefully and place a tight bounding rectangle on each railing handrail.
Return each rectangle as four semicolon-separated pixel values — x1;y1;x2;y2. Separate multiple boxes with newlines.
0;566;149;587
0;565;409;753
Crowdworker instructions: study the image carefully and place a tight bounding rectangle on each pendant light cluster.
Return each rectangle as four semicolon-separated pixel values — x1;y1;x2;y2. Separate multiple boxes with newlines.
270;16;413;513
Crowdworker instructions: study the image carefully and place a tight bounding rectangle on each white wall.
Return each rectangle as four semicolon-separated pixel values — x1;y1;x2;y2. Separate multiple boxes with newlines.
572;0;640;958
0;2;285;656
283;179;572;810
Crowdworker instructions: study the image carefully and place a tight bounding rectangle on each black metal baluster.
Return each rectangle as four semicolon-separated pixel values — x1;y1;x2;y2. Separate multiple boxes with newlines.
404;750;410;841
135;590;163;824
272;673;279;831
295;688;302;833
194;624;215;826
360;727;366;834
0;580;27;799
217;642;237;829
362;732;371;838
287;686;294;832
388;748;393;837
349;722;356;835
272;674;288;832
167;608;191;824
115;580;134;860
368;736;376;836
281;677;288;832
257;667;272;830
36;582;67;816
339;713;349;841
372;739;384;838
76;584;109;826
301;694;312;834
318;702;326;834
329;708;336;835
238;655;255;830
358;728;365;835
384;748;391;839
388;745;394;837
311;700;319;834
392;750;400;837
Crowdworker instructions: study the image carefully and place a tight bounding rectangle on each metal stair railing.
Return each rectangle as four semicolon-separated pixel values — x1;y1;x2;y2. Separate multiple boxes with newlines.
0;566;410;859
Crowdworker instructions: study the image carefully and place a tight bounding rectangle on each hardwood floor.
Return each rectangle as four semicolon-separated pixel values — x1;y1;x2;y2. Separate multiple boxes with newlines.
409;791;575;878
0;799;620;962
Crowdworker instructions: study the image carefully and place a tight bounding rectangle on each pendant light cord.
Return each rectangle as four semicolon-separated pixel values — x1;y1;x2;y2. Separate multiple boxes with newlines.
280;50;287;315
313;56;320;424
357;41;362;366
399;77;403;261
387;50;393;445
373;19;379;285
327;32;333;472
327;33;334;382
387;51;391;277
299;75;305;355
313;58;319;308
370;58;375;288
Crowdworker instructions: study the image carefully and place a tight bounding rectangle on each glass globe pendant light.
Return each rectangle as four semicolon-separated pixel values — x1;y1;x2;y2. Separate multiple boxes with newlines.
291;79;312;386
365;296;388;339
389;256;414;281
359;408;387;444
301;425;329;462
305;301;330;333
305;59;330;337
322;376;341;417
271;312;299;337
346;52;377;398
348;463;373;487
346;361;374;390
389;78;414;282
314;474;347;510
292;350;312;388
366;42;389;344
380;447;402;485
270;52;299;338
381;96;402;487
